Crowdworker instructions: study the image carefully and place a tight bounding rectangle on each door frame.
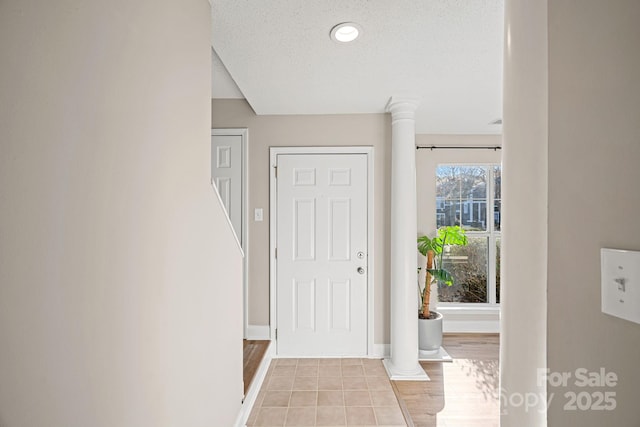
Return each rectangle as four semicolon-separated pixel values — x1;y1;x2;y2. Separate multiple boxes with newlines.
269;146;375;356
212;128;249;339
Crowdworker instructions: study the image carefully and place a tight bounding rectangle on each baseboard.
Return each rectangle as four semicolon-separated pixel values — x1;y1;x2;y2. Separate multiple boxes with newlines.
371;344;390;358
270;344;389;359
246;324;271;340
234;341;274;427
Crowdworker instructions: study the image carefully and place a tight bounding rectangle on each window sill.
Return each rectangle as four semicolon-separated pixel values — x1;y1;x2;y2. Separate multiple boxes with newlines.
437;305;500;316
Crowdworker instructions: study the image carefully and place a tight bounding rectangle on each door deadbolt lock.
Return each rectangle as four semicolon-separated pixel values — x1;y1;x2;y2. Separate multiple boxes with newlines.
357;267;365;275
357;251;365;259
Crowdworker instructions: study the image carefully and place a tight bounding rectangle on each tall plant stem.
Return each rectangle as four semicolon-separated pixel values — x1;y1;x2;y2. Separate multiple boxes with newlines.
422;250;435;317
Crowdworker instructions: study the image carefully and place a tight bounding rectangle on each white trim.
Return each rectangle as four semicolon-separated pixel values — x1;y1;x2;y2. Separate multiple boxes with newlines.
212;128;250;339
233;342;274;427
269;146;375;356
437;306;500;315
269;354;368;359
382;359;430;381
432;161;502;310
439;306;500;333
443;320;500;333
209;180;244;257
371;344;390;358
442;306;501;332
269;151;277;343
245;324;271;340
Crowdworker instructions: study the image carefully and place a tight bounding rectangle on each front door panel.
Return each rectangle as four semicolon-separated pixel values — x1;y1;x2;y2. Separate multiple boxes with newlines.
276;154;368;356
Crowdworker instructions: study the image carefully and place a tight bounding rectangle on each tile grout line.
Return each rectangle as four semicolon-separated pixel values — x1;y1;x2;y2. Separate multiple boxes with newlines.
252;358;407;427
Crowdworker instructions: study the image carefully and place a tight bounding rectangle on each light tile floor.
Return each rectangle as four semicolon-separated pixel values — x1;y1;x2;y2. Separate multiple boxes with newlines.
247;358;407;427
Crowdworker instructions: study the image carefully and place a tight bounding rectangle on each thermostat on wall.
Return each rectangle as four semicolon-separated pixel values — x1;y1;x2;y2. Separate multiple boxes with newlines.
601;248;640;325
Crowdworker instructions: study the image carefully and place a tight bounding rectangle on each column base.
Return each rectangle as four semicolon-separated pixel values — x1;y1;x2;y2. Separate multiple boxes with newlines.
382;359;430;381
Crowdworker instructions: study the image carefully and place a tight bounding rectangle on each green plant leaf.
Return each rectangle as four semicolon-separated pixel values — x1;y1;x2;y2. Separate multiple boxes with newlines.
417;235;437;256
427;268;454;286
419;226;468;292
418;226;467;257
437;225;467;247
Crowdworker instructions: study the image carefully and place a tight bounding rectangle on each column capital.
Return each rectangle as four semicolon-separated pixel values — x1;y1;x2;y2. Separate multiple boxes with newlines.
385;97;421;120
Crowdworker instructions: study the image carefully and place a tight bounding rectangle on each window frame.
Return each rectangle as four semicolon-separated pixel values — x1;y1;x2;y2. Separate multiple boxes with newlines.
435;162;501;307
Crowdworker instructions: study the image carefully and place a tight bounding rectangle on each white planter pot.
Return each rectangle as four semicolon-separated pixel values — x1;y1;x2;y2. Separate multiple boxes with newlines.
418;311;443;351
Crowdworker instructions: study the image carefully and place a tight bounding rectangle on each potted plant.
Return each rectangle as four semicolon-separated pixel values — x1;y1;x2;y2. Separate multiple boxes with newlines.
417;225;467;351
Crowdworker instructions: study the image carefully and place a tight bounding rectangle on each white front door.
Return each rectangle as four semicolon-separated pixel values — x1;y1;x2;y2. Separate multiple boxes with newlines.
276;153;368;356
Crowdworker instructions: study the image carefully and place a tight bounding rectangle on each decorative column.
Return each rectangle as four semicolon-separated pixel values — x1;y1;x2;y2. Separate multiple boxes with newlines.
383;97;428;380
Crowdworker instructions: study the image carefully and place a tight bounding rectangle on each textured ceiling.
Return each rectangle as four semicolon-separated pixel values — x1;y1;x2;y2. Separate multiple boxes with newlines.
211;0;503;134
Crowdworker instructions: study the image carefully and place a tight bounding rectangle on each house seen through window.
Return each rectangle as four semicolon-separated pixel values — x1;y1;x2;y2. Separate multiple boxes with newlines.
436;165;501;305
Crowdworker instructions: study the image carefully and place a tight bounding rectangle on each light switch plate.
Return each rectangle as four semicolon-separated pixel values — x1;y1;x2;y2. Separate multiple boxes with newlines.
254;208;263;222
601;248;640;324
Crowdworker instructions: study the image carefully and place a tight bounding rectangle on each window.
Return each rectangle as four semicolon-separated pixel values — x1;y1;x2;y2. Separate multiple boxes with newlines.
436;165;501;305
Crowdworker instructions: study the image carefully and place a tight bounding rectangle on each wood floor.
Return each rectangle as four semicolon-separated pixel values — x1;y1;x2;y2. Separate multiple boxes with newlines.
392;334;500;427
244;339;270;395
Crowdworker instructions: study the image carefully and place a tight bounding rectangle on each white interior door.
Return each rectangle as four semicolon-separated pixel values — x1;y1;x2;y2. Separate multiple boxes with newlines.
212;129;249;339
211;134;243;243
276;153;368;356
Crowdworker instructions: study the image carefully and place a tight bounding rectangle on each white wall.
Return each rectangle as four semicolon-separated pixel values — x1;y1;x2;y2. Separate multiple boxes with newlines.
212;99;393;344
0;1;243;426
500;0;548;427
503;0;640;425
501;0;548;426
212;100;506;344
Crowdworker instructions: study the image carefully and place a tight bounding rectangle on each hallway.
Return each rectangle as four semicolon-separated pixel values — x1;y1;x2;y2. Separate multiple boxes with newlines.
242;334;499;426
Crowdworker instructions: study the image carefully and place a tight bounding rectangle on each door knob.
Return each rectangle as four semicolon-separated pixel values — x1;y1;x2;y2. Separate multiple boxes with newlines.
357;267;365;275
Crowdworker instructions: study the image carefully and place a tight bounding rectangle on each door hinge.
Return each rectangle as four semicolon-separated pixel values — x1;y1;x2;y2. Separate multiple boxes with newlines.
274;165;278;178
275;328;278;339
275;248;277;259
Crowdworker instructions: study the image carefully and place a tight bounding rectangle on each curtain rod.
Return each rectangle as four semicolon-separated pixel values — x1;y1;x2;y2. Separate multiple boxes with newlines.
416;145;501;151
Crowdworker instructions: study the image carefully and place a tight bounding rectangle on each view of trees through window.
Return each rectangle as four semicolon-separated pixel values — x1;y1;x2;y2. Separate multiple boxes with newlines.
436;165;501;304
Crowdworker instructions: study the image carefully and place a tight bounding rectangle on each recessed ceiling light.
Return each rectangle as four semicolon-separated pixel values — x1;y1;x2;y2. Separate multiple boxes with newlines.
330;22;362;43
